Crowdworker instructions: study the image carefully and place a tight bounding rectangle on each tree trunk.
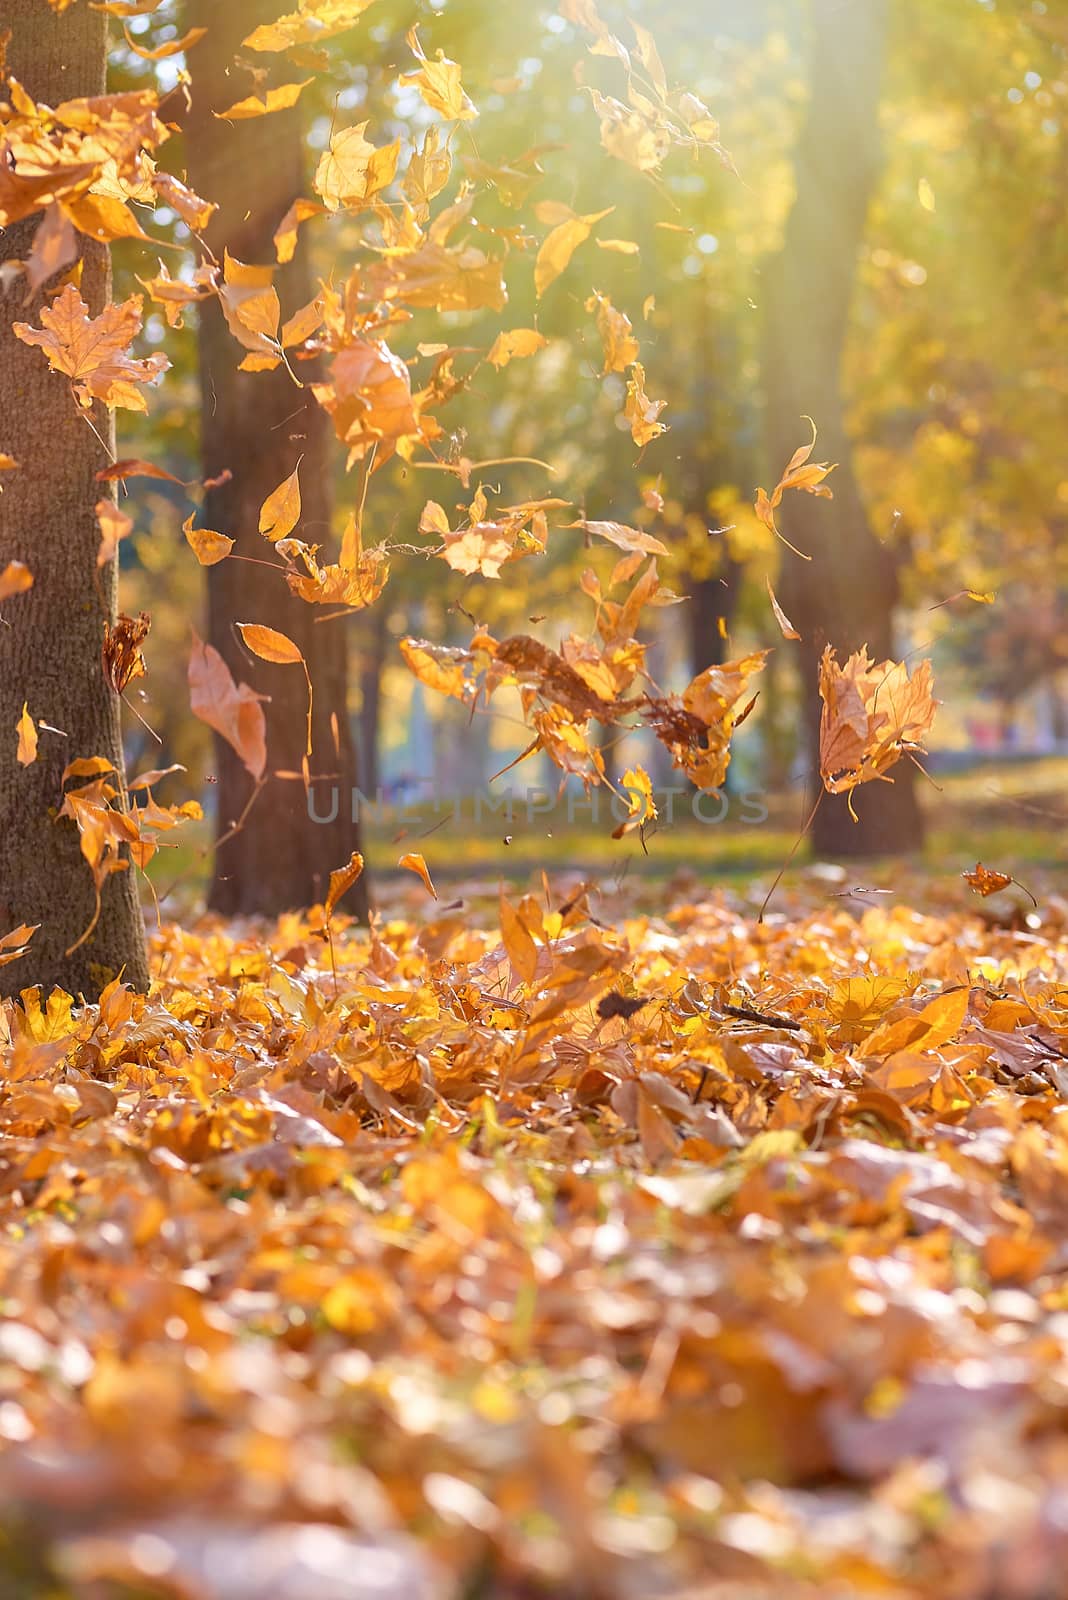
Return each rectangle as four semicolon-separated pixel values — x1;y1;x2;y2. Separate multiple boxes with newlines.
689;563;743;676
184;0;366;917
358;603;388;800
764;0;924;859
0;3;149;1000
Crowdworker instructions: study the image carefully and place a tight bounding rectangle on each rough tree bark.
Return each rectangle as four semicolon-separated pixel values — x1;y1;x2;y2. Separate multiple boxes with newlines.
765;0;925;858
0;3;150;1000
184;0;366;916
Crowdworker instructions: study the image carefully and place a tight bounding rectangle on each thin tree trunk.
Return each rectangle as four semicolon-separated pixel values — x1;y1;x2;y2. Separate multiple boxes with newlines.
358;604;388;800
184;0;366;916
689;563;742;676
765;0;924;859
0;3;149;1000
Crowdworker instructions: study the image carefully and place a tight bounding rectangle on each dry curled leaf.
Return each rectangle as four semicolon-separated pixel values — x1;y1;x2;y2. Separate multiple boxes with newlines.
102;612;150;694
398;851;438;898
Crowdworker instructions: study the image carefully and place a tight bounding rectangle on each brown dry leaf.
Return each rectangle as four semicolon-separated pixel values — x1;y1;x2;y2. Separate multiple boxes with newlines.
15;702;38;767
755;418;837;560
818;645;937;800
183;516;234;567
13;284;169;412
398;851;438;898
102;611;150;693
325;851;365;918
963;862;1014;896
0;921;38;966
188;629;268;780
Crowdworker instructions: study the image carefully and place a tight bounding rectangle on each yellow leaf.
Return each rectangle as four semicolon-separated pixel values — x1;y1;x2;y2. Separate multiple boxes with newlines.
272;198;324;265
183;514;234;567
0;560;33;600
314;123;400;211
325;851;365;918
215;79;312;119
258;465;301;542
624;361;668;448
16;703;38;766
244;0;379;52
123;22;206;58
398;851;437;898
13;284;168;413
765;576;800;640
500;892;538;985
236;622;305;666
535;206;613;297
398;25;478;122
486;328;547;370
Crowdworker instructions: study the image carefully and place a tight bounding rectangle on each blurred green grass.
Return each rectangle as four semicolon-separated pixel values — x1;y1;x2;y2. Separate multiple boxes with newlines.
144;755;1067;912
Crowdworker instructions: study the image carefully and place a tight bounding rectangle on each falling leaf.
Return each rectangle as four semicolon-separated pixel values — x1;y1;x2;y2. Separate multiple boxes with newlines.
962;863;1014;897
244;0;380;52
398;851;438;898
123;23;206;59
217;252;281;356
258;466;301;542
95;459;185;486
0;561;33;600
486;329;547;370
765;576;800;640
399;26;478;122
818;646;938;802
624;362;668;448
754;419;836;561
0;922;39;967
15;703;38;767
325;851;365;918
13;284;169;412
183;515;234;567
188;630;268;781
314;123;400;211
586;290;639;374
612;764;657;837
236;622;304;666
95;500;133;568
535;206;613;296
215;79;313;119
578;520;669;557
102;612;150;693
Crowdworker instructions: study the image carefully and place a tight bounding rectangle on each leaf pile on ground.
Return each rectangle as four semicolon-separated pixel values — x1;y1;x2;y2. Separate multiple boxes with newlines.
4;875;1068;1597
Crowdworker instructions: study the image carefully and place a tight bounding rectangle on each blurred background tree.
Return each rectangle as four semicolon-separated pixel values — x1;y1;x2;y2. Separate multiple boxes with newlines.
103;0;1066;887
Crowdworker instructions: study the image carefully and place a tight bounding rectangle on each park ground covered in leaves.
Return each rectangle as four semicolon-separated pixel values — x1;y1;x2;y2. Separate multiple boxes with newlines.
6;869;1068;1598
